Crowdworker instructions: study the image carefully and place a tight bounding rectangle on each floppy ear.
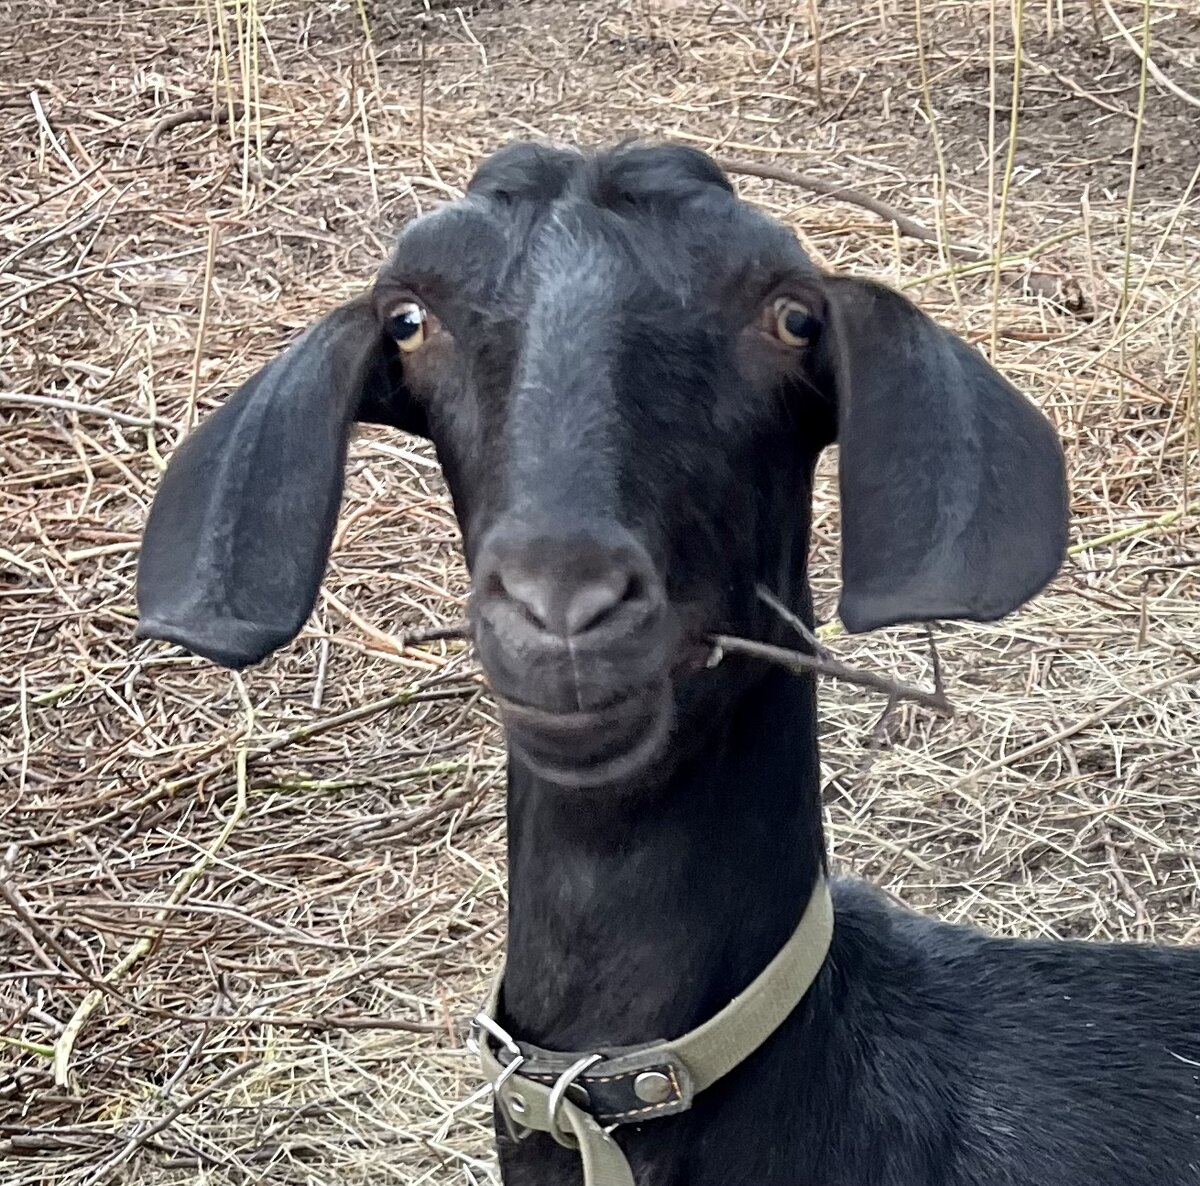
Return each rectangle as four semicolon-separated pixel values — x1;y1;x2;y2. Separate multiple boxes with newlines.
136;295;426;669
816;275;1068;634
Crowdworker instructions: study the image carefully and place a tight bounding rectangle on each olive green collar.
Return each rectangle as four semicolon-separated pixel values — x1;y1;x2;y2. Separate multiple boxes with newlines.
471;877;834;1186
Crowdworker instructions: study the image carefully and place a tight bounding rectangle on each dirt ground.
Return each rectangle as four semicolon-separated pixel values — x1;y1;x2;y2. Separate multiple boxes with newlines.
2;1;1199;1182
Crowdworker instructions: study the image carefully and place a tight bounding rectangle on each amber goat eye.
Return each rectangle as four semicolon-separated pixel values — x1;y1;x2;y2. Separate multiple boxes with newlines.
774;299;819;348
387;301;429;352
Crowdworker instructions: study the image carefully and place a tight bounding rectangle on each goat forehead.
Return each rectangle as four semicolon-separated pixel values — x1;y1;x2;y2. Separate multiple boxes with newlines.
385;162;812;317
522;203;670;301
520;220;623;338
384;171;816;350
519;209;815;346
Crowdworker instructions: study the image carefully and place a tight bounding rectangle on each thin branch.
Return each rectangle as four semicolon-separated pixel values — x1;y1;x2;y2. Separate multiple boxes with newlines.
708;633;953;715
1;391;172;429
719;157;953;250
1101;827;1151;941
0;845;150;1014
146;100;246;147
970;664;1200;776
719;157;1083;313
400;622;469;646
51;687;255;1086
925;624;945;699
78;1060;257;1186
869;693;901;749
754;584;828;656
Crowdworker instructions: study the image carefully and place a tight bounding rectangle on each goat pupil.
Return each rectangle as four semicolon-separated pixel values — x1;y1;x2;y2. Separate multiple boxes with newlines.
784;309;817;341
390;310;422;340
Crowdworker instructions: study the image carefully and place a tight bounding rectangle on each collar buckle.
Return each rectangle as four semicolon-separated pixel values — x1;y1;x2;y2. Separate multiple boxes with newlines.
468;1011;534;1141
470;879;835;1186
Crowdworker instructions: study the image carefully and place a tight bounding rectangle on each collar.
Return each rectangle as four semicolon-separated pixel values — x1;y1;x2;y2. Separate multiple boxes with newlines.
471;877;834;1186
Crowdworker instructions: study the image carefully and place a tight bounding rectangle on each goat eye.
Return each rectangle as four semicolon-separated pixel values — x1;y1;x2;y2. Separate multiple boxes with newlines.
386;301;429;352
773;299;819;348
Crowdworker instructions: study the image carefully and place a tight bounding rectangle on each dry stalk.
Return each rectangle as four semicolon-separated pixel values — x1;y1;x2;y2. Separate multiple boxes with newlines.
1068;504;1198;556
50;684;256;1085
1098;0;1200;111
186;220;222;428
1116;0;1153;335
989;0;1025;356
145;100;246;147
719;158;1080;313
709;634;954;716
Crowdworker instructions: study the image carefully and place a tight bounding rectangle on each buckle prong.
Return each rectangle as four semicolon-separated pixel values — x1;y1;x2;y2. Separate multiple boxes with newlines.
469;1012;527;1086
470;1011;533;1140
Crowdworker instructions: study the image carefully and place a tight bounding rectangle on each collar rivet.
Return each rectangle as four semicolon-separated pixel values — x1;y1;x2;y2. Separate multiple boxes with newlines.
633;1071;672;1104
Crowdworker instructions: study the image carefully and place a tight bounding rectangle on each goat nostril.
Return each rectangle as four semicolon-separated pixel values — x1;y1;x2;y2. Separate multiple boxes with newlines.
495;572;552;631
563;572;642;637
484;570;547;627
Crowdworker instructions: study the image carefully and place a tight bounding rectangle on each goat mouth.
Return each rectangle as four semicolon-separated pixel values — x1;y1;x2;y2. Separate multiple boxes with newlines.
491;682;675;788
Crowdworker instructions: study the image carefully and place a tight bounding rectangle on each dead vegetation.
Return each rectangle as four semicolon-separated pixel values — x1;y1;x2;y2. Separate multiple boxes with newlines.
1;1;1198;1182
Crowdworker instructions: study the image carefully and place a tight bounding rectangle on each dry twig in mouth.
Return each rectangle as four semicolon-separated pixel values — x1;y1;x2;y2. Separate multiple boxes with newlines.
402;616;949;718
707;633;953;716
735;587;952;716
755;584;830;658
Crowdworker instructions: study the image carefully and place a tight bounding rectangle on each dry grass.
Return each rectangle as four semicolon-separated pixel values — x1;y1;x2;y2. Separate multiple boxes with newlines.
2;0;1198;1182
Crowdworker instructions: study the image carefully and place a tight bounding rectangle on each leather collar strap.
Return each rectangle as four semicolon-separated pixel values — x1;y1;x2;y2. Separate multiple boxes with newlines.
472;878;835;1186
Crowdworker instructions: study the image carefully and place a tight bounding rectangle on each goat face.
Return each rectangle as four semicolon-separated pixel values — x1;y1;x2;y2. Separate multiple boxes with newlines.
379;143;840;783
136;142;1069;789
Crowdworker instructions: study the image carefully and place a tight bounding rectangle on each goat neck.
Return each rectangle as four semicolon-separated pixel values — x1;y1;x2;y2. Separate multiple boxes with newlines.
500;663;826;1051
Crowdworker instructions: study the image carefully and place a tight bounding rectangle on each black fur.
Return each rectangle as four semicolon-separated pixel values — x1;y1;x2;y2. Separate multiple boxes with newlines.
500;667;1200;1185
133;143;1198;1186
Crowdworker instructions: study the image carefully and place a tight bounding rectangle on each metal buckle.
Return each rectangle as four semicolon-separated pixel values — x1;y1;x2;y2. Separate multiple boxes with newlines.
469;1012;523;1077
547;1053;604;1149
468;1011;532;1141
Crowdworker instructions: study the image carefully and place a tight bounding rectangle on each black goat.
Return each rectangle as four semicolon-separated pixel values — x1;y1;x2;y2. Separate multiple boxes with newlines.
136;142;1200;1186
